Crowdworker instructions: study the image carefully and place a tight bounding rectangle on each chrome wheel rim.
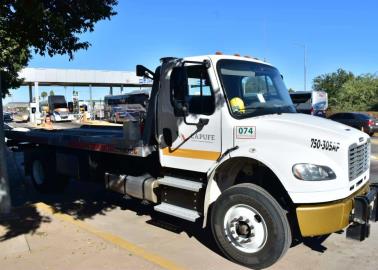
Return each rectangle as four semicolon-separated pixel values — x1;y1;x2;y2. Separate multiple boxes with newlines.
223;204;268;253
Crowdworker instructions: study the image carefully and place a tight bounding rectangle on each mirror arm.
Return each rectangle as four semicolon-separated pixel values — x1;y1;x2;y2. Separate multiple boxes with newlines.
183;115;209;128
136;65;155;79
143;72;154;80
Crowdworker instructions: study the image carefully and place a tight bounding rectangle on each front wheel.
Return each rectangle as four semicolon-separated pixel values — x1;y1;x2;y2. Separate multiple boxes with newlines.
211;183;291;269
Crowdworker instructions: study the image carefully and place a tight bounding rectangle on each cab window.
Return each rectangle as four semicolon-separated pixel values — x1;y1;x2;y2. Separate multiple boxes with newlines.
185;65;215;115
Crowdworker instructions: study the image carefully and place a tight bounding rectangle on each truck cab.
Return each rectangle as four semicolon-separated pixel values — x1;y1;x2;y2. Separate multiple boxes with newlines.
148;55;371;204
46;95;73;122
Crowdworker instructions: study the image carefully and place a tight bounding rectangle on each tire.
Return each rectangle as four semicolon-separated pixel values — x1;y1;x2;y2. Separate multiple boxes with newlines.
211;183;291;269
369;132;374;137
88;154;106;183
31;157;69;193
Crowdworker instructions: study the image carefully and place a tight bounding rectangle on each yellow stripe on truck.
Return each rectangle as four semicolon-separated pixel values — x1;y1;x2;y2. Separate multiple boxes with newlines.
162;148;220;161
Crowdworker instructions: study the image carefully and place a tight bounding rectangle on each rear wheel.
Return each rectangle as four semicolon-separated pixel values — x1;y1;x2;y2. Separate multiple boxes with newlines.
369;132;374;137
211;183;291;269
31;156;69;193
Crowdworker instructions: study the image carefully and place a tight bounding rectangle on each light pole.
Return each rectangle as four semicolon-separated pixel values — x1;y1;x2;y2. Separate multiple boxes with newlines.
294;43;307;91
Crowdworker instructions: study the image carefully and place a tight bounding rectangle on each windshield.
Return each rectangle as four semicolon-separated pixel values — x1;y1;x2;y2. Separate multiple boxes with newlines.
217;59;296;118
54;103;68;109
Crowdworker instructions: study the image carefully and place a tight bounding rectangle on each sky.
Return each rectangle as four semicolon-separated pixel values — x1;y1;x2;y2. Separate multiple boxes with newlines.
4;0;378;104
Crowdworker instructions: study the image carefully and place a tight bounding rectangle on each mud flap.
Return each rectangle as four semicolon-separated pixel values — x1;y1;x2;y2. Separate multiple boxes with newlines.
346;184;378;241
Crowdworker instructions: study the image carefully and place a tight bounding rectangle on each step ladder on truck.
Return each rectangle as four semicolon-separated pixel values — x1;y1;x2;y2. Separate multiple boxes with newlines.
5;54;378;269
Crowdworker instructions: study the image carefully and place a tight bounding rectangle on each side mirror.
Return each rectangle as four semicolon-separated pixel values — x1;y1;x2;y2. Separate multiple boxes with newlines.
170;66;189;117
136;65;154;79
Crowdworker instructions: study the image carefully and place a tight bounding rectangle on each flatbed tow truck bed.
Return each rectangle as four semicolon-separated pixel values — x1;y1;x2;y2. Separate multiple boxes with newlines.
5;125;155;157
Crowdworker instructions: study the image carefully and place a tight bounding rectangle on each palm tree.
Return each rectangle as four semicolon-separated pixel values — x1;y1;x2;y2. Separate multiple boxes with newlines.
49;90;55;96
41;91;48;100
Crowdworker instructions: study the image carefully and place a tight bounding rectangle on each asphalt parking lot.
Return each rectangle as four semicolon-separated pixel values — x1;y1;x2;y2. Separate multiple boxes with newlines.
1;134;378;270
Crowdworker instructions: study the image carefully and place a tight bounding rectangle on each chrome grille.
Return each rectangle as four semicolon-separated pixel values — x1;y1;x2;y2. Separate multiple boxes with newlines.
349;141;370;181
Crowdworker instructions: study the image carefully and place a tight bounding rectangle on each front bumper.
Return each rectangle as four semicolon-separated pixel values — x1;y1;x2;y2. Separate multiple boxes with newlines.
296;183;378;240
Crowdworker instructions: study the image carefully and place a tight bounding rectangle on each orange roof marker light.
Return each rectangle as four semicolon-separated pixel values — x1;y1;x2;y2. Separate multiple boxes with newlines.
215;51;223;55
234;53;241;57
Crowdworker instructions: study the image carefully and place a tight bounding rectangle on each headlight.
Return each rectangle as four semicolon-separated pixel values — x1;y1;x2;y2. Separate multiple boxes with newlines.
292;163;336;181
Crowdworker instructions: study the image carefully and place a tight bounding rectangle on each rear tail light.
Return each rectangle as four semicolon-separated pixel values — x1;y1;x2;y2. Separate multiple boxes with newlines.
368;120;374;126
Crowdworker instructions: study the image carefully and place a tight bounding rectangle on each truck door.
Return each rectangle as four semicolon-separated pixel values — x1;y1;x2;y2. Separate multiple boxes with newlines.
157;60;222;173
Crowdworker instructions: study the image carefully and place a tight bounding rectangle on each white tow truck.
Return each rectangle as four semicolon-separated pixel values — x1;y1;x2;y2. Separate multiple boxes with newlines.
5;54;378;269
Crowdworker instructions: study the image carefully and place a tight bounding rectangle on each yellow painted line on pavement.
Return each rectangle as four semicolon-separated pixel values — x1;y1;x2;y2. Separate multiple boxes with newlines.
35;202;186;270
372;155;378;160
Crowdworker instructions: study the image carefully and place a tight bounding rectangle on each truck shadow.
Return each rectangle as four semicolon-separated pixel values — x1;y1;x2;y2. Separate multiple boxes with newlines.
296;235;330;253
4;168;224;256
1;149;331;257
2;173;332;258
1;148;120;242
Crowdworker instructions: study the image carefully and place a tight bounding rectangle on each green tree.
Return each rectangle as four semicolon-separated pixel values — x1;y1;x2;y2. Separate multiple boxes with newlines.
335;74;378;111
41;91;48;100
49;90;55;96
0;0;118;214
312;68;354;107
0;0;118;97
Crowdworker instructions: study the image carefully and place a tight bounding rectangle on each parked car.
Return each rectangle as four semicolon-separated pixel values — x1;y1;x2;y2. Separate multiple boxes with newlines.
328;112;377;136
3;112;13;122
12;111;29;122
